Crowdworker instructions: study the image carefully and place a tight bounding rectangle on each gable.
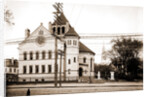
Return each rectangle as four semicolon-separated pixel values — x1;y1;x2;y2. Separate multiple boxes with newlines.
19;24;54;46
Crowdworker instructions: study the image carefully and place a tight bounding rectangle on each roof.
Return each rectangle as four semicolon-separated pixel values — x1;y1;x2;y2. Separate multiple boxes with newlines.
79;42;95;55
52;12;68;25
65;27;80;38
5;59;18;67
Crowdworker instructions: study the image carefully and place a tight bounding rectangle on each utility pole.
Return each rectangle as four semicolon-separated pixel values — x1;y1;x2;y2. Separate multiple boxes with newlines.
53;2;63;87
59;51;62;87
63;43;66;81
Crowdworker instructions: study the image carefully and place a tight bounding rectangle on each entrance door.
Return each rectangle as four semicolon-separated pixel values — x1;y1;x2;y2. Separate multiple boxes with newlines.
79;67;83;77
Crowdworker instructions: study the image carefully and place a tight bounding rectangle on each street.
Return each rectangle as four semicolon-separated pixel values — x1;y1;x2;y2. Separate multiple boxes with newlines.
6;82;143;96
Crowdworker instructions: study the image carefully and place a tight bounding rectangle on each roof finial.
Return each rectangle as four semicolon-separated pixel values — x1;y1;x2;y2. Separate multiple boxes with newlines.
40;22;43;25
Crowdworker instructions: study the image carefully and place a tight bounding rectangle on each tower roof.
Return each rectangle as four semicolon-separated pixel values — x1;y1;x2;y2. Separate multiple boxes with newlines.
52;12;68;25
79;42;95;55
65;27;80;38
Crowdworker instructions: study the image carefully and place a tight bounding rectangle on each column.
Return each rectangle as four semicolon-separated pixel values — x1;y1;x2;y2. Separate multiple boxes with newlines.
110;71;115;80
97;71;101;80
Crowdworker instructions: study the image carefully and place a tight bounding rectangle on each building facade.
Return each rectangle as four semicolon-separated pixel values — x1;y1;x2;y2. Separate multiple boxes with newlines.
18;11;95;82
4;58;19;83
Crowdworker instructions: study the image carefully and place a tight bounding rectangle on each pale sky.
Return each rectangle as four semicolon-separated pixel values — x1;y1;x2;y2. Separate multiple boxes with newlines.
4;0;143;63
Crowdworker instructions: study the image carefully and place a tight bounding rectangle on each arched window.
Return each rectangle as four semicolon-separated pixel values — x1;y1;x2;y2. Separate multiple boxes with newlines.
42;65;45;73
42;51;46;59
30;52;33;60
62;27;65;34
83;57;86;63
53;27;56;33
29;66;32;74
23;52;27;60
74;57;76;63
68;59;71;64
48;51;52;59
90;58;93;72
57;27;60;35
23;66;26;74
36;51;39;60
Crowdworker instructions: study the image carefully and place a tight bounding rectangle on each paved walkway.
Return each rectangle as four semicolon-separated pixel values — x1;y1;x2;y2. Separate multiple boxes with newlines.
7;82;143;88
6;82;143;96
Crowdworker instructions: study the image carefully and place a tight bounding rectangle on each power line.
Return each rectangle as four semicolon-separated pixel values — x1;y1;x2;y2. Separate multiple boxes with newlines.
74;5;84;26
5;33;143;45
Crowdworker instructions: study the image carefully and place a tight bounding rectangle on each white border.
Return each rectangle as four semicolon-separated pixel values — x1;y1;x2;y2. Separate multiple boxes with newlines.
1;0;149;97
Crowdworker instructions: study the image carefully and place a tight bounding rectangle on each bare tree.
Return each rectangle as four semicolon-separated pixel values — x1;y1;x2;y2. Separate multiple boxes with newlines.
4;6;15;25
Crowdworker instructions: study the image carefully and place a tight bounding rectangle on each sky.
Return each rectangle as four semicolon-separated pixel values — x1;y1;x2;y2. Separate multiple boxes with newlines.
4;0;143;63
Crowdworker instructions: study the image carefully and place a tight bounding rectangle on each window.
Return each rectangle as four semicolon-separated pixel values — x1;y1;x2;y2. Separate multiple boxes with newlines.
48;65;52;73
23;52;27;60
73;40;77;45
29;66;32;74
23;79;26;82
62;27;65;34
36;52;39;60
68;69;71;74
90;58;93;72
53;27;56;33
57;27;60;35
85;70;87;74
74;57;76;63
35;65;39;73
68;59;71;64
42;65;45;73
23;66;26;74
42;51;46;59
14;68;16;73
83;57;86;63
48;51;52;59
35;79;38;82
68;40;71;45
30;52;33;60
42;79;44;82
9;68;12;73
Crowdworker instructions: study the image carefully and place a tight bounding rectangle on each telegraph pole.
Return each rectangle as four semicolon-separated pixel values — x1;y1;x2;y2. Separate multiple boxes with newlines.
59;51;62;87
53;2;63;87
63;43;66;81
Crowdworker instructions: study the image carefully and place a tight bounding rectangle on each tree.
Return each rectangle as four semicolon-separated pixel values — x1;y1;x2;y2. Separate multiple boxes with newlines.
105;37;143;80
4;6;15;25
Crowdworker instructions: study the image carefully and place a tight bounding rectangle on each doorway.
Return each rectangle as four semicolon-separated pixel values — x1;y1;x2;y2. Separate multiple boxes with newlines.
79;67;83;77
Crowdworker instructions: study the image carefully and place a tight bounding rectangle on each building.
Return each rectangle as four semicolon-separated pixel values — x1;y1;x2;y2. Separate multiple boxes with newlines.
4;58;19;83
18;9;95;82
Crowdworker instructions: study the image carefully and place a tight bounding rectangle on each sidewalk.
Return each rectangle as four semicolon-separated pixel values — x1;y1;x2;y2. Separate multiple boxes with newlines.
7;82;143;89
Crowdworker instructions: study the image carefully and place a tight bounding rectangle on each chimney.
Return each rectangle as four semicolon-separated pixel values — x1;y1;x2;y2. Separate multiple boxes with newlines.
11;57;14;65
49;22;52;33
66;22;69;33
25;28;30;38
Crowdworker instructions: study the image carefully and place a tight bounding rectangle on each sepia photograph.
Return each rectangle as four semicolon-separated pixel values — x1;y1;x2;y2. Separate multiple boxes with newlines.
3;0;143;96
